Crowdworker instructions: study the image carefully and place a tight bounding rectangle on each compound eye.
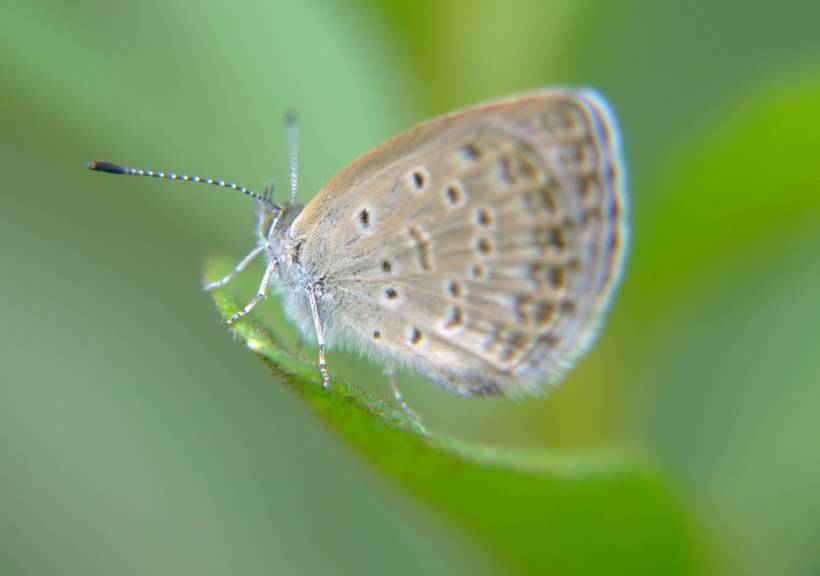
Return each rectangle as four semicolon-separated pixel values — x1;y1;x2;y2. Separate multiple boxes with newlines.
260;210;281;241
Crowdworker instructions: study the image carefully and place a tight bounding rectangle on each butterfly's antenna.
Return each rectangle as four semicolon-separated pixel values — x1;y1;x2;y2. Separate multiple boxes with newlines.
85;161;275;207
284;111;299;205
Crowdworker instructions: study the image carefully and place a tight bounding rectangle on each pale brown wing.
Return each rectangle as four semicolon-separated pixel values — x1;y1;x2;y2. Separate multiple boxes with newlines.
290;89;627;397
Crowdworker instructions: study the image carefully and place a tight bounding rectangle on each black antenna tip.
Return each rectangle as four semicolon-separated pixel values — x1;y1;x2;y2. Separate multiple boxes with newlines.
86;161;127;175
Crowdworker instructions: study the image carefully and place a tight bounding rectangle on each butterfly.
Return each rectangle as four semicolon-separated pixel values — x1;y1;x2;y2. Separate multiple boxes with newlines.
88;88;627;411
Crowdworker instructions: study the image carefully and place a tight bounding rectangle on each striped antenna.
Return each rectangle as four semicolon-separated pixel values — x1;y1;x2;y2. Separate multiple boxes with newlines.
85;161;275;207
284;111;299;204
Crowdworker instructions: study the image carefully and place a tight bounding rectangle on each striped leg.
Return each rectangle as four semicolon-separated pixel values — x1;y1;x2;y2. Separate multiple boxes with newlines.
204;245;264;291
226;259;276;326
306;284;330;389
385;365;421;423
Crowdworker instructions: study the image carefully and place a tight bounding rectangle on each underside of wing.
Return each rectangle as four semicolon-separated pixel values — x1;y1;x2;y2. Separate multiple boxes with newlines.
290;89;627;397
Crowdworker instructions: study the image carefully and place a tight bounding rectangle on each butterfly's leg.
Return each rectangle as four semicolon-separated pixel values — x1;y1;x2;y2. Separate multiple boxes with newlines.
204;245;264;291
305;283;331;389
385;365;422;424
226;259;277;326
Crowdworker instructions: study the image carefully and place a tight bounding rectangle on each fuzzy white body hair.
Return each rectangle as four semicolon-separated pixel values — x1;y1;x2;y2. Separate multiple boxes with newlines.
260;203;430;387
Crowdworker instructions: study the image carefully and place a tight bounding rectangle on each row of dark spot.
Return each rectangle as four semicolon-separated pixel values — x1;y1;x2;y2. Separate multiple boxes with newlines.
371;325;424;348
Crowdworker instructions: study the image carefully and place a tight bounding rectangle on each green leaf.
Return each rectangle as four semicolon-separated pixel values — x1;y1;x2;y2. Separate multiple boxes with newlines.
204;258;703;576
624;68;820;576
627;70;820;320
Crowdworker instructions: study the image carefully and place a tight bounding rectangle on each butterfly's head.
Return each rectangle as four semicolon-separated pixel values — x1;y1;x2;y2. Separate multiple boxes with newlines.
256;196;304;255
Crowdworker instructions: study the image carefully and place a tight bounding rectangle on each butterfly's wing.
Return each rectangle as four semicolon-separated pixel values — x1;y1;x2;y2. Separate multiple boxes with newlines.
290;89;627;397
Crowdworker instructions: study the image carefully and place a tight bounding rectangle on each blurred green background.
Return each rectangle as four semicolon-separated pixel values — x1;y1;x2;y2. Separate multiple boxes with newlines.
2;0;819;574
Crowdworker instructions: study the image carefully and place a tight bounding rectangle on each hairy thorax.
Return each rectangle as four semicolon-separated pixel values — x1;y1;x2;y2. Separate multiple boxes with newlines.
257;202;343;344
